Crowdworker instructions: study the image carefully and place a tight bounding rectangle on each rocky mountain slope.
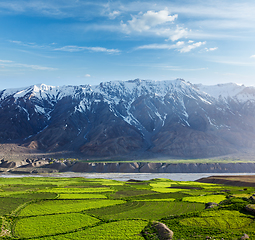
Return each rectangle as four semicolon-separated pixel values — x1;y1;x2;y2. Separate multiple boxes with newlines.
1;78;255;158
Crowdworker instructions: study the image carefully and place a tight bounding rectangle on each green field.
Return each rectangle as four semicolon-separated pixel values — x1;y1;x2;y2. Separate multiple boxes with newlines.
15;213;100;238
0;176;254;239
86;201;204;220
18;199;125;216
182;194;226;203
36;220;147;240
58;193;108;199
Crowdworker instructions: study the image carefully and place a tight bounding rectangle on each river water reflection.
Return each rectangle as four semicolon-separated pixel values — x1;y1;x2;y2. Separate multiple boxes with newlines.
1;172;255;181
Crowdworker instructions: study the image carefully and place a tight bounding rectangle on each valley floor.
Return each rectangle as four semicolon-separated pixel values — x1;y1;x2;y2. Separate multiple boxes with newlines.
0;176;255;239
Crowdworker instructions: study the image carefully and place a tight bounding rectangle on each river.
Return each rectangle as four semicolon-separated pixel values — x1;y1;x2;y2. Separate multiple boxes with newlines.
1;172;255;181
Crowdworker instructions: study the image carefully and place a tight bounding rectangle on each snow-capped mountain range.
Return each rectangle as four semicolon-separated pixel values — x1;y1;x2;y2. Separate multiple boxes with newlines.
1;78;255;158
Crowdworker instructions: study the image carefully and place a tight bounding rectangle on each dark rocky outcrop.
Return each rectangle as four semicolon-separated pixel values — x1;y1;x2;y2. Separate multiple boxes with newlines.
152;222;174;240
205;202;218;209
240;233;249;239
245;204;255;215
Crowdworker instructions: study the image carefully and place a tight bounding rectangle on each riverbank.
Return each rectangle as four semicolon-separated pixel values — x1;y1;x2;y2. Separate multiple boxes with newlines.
2;159;255;174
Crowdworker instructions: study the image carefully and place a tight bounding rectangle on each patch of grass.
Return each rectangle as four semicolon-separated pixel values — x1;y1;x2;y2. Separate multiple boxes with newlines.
125;182;151;190
182;194;226;204
58;193;107;199
37;220;147;240
14;213;100;238
1;184;55;192
0;197;29;216
180;210;253;230
150;182;172;188
232;193;251;198
134;199;175;202
86;201;204;221
18;199;126;216
40;187;114;193
130;192;191;201
7;192;57;199
110;188;154;199
151;188;185;193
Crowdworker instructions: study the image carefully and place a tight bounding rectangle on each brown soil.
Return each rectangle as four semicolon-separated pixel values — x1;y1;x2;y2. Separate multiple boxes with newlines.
197;175;255;187
0;143;78;161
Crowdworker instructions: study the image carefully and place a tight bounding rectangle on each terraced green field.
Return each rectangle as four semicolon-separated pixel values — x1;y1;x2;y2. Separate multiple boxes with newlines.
180;210;254;230
18;199;125;216
36;220;147;240
15;213;100;238
0;176;254;239
86;201;204;220
182;194;226;203
58;193;108;199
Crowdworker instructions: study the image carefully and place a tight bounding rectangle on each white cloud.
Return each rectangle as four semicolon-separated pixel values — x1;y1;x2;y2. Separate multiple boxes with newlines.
85;74;91;77
179;41;206;53
170;26;188;41
109;10;121;19
121;8;187;41
122;8;177;32
135;41;184;50
54;45;120;54
136;40;205;53
205;47;218;52
250;55;255;58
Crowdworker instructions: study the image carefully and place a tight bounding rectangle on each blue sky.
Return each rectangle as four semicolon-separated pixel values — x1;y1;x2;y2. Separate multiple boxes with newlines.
0;0;255;89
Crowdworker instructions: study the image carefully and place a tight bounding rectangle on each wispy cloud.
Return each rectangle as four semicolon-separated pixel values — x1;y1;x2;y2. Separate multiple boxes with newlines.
179;41;206;53
0;60;13;63
0;1;65;17
0;59;57;70
211;59;255;66
163;66;208;71
135;41;206;53
10;40;49;49
54;45;120;54
135;41;184;50
0;1;117;19
10;40;121;54
250;55;255;58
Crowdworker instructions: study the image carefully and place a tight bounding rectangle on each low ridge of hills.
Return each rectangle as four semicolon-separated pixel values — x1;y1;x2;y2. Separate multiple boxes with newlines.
1;78;255;159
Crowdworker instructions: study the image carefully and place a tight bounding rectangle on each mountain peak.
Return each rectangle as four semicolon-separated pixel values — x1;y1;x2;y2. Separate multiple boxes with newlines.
1;79;255;159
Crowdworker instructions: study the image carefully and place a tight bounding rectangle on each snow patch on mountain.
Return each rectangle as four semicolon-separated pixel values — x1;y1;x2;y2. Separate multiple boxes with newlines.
196;83;255;102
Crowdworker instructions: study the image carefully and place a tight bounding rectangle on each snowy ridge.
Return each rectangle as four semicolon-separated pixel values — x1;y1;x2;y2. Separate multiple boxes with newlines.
1;79;255;126
196;83;255;102
1;79;255;158
3;79;254;104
